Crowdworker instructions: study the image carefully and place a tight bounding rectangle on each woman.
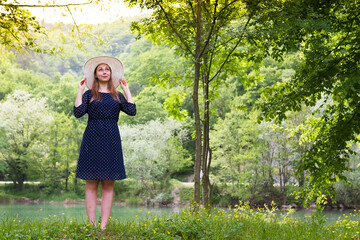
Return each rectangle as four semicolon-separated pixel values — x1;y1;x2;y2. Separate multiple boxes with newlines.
74;56;136;230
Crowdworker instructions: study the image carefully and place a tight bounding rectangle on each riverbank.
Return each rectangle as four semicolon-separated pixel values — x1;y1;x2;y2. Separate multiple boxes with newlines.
1;204;359;240
1;181;358;210
0;180;193;208
1;195;359;212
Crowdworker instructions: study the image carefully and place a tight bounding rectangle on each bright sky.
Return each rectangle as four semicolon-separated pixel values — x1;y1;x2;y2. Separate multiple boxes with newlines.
23;0;151;24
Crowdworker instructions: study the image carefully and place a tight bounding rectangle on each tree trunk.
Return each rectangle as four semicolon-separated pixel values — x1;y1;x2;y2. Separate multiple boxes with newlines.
65;137;70;191
201;70;212;208
193;0;203;207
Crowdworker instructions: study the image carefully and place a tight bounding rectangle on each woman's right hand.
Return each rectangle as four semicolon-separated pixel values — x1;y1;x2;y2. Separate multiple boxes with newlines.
78;78;86;92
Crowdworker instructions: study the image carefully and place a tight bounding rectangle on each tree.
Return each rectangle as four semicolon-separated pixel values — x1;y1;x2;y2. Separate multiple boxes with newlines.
125;0;267;207
38;112;78;193
120;119;191;201
0;0;103;52
119;86;168;125
256;0;360;203
0;0;44;51
0;90;53;189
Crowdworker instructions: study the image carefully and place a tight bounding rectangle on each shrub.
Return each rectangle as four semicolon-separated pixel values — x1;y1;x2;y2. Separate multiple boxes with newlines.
179;187;193;204
150;193;174;205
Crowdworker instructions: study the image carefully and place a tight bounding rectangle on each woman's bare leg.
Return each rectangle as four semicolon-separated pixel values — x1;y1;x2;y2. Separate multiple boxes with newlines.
85;180;99;226
100;180;115;230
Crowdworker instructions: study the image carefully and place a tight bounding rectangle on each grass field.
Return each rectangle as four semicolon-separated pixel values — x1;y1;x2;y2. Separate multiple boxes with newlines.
1;203;359;239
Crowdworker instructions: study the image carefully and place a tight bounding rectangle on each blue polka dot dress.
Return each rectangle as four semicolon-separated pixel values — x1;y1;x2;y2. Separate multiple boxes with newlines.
74;90;136;180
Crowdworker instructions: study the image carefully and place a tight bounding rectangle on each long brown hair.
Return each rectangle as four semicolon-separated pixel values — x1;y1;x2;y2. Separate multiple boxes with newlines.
90;64;120;103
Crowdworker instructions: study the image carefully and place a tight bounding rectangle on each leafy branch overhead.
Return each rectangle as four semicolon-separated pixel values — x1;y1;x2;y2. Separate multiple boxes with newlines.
0;0;101;52
257;0;360;202
1;1;43;51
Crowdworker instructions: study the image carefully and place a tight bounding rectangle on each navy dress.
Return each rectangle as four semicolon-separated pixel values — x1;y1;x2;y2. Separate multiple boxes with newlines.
74;90;136;180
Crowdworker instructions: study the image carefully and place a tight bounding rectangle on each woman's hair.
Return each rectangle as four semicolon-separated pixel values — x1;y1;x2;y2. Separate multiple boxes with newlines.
90;64;120;103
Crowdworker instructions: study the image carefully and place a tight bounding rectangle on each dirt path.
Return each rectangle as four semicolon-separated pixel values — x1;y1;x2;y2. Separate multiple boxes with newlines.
171;186;180;205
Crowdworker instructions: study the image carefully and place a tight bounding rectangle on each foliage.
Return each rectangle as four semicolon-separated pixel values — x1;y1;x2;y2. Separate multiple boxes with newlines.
39;112;79;194
150;193;174;205
178;186;193;205
0;0;44;51
256;0;360;203
334;153;360;207
0;0;109;53
125;0;271;207
210;51;312;205
2;3;360;208
119;86;168;125
0;90;53;189
120;118;192;200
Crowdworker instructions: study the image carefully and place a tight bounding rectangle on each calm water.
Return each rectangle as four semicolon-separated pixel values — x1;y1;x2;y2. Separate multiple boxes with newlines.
278;208;359;224
0;203;358;224
0;203;178;223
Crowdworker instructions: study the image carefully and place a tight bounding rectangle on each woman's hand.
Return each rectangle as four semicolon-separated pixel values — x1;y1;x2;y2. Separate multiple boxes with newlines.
120;79;129;91
78;78;86;92
119;79;134;104
75;78;86;107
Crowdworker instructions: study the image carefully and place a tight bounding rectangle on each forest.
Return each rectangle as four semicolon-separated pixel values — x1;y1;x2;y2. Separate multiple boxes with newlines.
0;0;359;209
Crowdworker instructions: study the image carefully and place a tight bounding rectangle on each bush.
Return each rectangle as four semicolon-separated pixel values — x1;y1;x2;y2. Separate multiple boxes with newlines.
206;184;238;206
179;187;193;204
125;197;144;205
150;193;174;205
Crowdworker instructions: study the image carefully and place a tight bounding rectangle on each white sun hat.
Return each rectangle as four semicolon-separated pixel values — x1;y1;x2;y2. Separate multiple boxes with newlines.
83;56;124;89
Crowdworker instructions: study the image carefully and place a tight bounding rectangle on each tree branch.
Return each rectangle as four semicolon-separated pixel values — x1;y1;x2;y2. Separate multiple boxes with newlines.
209;11;254;83
199;0;240;58
1;1;94;8
155;0;194;57
66;5;80;34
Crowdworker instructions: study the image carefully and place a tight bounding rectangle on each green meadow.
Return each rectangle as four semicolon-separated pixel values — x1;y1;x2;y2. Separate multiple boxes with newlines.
1;204;359;240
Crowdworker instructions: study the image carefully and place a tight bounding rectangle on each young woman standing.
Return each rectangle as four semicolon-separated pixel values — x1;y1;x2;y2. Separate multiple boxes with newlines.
74;56;136;230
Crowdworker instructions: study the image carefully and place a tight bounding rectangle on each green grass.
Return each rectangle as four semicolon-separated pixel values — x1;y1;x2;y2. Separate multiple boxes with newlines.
41;192;83;202
1;204;359;239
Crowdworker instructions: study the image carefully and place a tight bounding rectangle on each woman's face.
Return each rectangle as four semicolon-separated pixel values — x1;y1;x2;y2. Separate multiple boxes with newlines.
95;64;111;83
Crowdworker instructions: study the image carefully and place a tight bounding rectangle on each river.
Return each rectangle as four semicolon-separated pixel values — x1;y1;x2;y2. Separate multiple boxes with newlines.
0;203;357;224
0;203;179;222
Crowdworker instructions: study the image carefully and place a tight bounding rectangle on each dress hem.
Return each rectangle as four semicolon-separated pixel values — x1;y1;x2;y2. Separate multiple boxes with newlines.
76;176;127;181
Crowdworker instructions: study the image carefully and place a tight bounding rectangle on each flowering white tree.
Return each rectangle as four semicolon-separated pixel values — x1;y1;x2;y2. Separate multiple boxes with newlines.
0;90;53;189
120;118;191;199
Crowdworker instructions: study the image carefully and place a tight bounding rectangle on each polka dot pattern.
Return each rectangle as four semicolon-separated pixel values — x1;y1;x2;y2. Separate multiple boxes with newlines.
74;90;136;180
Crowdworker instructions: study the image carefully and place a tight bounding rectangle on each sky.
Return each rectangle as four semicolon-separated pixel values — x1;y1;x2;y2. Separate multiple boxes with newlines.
23;0;151;24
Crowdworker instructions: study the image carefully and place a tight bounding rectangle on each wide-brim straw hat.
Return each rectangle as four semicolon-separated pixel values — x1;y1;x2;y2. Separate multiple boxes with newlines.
83;56;124;89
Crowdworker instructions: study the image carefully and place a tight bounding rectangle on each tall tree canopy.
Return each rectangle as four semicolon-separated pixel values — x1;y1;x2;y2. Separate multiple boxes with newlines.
126;0;266;207
1;0;43;51
257;0;360;203
0;0;102;52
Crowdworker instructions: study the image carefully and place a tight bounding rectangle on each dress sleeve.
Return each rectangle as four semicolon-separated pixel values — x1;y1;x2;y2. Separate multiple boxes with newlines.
73;91;89;118
119;92;136;116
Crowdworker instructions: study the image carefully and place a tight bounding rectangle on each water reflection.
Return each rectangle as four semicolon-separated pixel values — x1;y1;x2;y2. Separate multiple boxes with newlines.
0;203;178;222
0;203;357;225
